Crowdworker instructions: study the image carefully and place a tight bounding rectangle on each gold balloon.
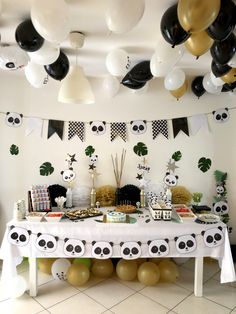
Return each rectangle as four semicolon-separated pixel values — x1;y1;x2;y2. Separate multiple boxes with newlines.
158;260;179;283
170;79;188;100
185;31;213;58
116;259;138;281
91;259;114;278
221;68;236;84
137;262;160;286
135;258;147;266
177;0;221;33
149;258;171;265
67;264;90;286
38;258;57;274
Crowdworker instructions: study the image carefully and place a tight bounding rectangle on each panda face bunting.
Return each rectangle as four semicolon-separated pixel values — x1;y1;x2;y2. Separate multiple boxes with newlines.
130;120;147;135
5;112;23;127
110;122;127;142
8;226;31;246
68;121;85;141
148;239;169;257
175;234;197;254
63;238;86;257
213;201;229;215
152;120;169;139
91;241;113;259
90;121;106;136
120;241;142;260
201;227;224;248
35;233;58;253
212;108;230;123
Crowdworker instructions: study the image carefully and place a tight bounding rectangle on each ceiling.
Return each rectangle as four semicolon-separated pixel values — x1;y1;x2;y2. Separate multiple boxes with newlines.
0;0;226;78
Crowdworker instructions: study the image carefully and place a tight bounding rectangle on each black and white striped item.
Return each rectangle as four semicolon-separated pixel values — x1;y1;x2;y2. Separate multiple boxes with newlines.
110;122;127;142
152;120;168;140
68;121;85;141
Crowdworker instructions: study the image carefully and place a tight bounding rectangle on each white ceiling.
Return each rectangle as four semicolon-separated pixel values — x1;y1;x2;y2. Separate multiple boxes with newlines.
0;0;219;78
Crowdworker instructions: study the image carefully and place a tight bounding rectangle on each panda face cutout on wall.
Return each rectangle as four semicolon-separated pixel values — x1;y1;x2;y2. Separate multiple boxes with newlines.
61;168;76;182
120;241;142;260
163;172;178;187
63;238;86;257
5;112;23;127
213;201;229;215
201;227;224;248
216;184;225;196
91;241;113;259
90;154;98;164
8;226;31;246
147;239;169;257
212;108;229;123
175;234;196;254
130;120;147;135
35;233;58;253
90;121;106;136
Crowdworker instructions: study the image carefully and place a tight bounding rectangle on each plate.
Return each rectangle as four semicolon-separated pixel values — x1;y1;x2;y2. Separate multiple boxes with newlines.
65;208;103;220
45;212;64;222
195;214;221;224
26;212;46;222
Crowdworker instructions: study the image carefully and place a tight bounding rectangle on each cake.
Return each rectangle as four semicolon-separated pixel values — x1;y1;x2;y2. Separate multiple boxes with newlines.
106;211;126;223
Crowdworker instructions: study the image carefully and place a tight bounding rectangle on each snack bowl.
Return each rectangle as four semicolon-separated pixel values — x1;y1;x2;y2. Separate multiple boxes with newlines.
45;212;64;222
26;212;46;222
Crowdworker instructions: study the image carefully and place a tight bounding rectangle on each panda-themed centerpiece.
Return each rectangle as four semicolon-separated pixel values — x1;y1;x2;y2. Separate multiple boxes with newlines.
61;153;77;209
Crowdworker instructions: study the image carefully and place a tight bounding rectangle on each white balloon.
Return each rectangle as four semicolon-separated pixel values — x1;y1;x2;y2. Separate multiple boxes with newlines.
151;53;175;77
164;68;186;90
106;0;145;33
228;54;236;67
31;0;70;43
203;73;222;94
155;41;184;63
103;75;120;97
25;61;49;88
28;41;60;65
210;71;224;87
106;49;130;76
10;276;27;298
51;259;71;280
0;46;29;71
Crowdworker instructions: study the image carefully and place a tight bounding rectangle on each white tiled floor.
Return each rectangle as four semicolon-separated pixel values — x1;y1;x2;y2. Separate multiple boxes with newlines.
0;258;235;314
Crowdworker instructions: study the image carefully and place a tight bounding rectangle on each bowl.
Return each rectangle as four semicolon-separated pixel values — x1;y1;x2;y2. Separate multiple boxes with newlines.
45;212;64;222
26;212;46;222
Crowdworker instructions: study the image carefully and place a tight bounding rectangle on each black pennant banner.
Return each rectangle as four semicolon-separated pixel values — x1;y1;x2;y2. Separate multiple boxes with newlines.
68;121;85;141
172;117;189;138
48;120;64;140
110;122;127;142
152;120;169;140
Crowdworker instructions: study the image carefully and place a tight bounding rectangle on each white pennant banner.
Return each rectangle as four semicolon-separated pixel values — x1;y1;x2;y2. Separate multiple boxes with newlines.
25;117;43;137
188;114;209;136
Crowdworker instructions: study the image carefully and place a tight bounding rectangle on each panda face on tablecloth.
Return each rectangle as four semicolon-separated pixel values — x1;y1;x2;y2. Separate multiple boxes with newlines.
147;239;169;257
213;201;229;215
91;241;113;259
130;120;147;135
175;234;196;254
201;227;224;248
63;238;86;257
5;112;23;127
61;168;76;183
8;226;31;246
120;241;142;259
163;172;178;187
35;233;58;252
212;108;229;123
90;121;106;135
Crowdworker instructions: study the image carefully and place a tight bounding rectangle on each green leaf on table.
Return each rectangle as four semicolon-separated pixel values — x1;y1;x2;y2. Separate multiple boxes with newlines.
133;142;148;156
40;162;54;176
85;145;95;157
198;157;212;173
10;144;19;155
172;151;182;161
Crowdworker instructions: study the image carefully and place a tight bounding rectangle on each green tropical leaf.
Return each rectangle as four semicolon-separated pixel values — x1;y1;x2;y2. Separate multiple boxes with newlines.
10;144;19;155
198;157;212;173
214;170;227;183
172;151;182;161
40;162;54;176
85;145;95;157
133;142;148;156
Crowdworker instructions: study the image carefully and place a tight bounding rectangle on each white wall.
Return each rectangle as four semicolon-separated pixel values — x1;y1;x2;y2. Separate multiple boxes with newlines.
0;72;235;243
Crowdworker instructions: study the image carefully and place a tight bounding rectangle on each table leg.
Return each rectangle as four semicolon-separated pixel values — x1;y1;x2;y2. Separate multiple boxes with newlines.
29;257;38;297
194;257;203;297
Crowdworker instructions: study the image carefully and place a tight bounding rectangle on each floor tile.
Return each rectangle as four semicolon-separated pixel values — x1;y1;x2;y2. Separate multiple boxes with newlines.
112;274;145;291
102;311;114;314
212;271;236;288
140;282;191;309
0;293;44;314
21;270;55;290
111;292;169;314
34;280;79;308
37;311;50;314
84;279;135;308
181;257;221;278
48;293;106;314
173;294;231;314
74;274;105;291
203;278;236;309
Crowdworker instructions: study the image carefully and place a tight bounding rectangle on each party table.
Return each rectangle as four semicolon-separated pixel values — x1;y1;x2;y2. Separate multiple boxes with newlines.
0;208;235;297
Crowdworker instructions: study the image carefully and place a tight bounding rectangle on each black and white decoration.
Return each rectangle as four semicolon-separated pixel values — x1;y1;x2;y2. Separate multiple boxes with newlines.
8;226;31;247
174;234;197;254
201;227;224;248
91;241;113;259
147;239;169;257
110;122;127;142
63;238;86;257
212;108;230;123
213;201;229;215
130;120;147;135
68;121;85;141
5;112;23;127
35;233;59;253
120;241;142;260
152;120;169;140
90;121;106;136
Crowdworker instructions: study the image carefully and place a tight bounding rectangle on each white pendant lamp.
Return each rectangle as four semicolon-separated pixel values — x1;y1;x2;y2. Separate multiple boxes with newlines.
58;32;95;104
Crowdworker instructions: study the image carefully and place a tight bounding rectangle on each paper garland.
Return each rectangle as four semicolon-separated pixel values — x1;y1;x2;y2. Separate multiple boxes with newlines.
110;122;127;142
68;121;85;141
48;120;64;140
152;120;169;139
172;117;189;138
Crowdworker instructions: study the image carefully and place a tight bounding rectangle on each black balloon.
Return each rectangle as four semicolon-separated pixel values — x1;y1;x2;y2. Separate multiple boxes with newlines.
44;51;69;81
15;19;44;52
191;76;205;98
207;0;235;41
221;81;236;92
121;76;146;89
123;61;152;83
210;33;236;65
211;59;231;77
160;4;190;47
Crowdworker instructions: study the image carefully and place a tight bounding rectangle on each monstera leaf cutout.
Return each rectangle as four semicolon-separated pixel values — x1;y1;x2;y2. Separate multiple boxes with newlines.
85;145;95;157
40;162;54;176
10;144;19;155
133;142;148;156
172;151;182;161
198;157;212;173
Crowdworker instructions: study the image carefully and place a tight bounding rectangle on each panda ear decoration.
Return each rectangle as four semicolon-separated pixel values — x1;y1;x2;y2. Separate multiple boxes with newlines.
37;233;42;237
120;242;124;247
89;121;92;125
174;237;178;242
82;240;86;245
55;236;59;241
212;111;216;114
109;242;113;246
166;172;170;175
20;113;23;118
218;226;223;231
10;225;15;230
225;107;228;111
64;238;69;243
92;241;96;246
175;175;179;179
164;239;169;243
201;231;205;236
147;240;151;245
28;230;32;235
191;233;196;238
137;241;141;246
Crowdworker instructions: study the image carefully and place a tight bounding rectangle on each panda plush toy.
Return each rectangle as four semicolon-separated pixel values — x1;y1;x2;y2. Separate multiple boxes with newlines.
163;172;178;187
5;112;23;127
90;121;106;135
130;120;147;135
